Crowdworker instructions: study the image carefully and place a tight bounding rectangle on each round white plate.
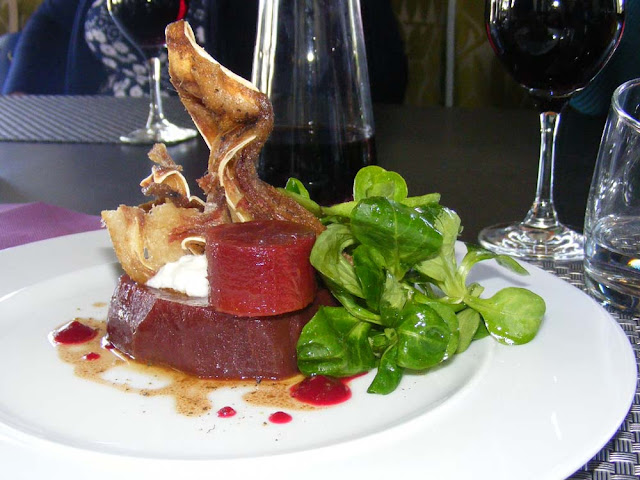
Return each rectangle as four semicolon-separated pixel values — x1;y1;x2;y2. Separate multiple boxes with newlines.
0;230;636;480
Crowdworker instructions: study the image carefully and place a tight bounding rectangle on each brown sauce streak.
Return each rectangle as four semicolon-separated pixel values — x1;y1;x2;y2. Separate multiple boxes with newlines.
53;318;317;417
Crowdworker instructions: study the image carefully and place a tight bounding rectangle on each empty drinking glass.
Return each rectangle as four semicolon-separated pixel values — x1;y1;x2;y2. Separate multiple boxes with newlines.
584;78;640;311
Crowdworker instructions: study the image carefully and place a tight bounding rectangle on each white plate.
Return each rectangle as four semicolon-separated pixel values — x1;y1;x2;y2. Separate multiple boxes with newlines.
0;230;636;480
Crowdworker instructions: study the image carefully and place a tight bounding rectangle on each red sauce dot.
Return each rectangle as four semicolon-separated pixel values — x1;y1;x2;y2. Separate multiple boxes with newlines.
53;321;97;345
83;352;101;361
268;411;292;424
290;375;352;406
103;342;115;350
217;406;237;418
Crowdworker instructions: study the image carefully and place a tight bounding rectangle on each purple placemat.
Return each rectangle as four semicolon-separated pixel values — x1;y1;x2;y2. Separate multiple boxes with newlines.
0;203;103;250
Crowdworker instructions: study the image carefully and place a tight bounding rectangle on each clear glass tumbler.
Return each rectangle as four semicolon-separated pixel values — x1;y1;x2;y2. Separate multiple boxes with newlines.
251;0;376;206
584;78;640;311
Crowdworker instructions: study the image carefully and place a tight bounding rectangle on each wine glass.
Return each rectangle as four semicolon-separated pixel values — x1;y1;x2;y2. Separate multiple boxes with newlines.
480;0;625;260
107;0;197;144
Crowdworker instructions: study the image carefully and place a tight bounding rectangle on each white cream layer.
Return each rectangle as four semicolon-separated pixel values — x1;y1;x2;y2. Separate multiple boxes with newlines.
146;254;208;297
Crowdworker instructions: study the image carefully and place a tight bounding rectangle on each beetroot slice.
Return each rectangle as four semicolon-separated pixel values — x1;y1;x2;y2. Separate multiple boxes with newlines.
107;275;334;379
206;221;317;317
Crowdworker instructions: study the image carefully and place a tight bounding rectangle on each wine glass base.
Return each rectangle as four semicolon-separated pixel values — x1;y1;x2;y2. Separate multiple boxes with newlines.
119;119;197;145
478;222;584;261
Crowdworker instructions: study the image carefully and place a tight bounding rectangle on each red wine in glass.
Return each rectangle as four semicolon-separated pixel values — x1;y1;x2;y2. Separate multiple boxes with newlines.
108;0;188;51
107;0;196;144
480;0;625;260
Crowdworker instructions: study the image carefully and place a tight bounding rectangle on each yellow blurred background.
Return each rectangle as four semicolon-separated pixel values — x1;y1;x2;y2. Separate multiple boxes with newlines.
392;0;529;108
0;0;40;32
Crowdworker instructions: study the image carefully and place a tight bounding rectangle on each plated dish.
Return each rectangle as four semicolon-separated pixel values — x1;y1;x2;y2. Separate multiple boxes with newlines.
0;230;635;480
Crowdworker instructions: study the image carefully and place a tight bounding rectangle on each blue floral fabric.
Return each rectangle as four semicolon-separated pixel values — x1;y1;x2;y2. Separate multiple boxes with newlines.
83;0;207;96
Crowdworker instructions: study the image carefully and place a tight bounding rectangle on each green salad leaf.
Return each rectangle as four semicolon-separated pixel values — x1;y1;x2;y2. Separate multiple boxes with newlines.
367;343;402;394
396;303;450;370
282;165;546;394
309;224;362;297
297;307;376;377
353;165;408;202
351;198;443;278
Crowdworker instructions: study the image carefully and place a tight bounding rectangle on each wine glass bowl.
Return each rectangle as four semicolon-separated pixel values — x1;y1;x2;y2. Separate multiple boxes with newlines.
107;0;197;144
486;1;624;103
480;0;625;260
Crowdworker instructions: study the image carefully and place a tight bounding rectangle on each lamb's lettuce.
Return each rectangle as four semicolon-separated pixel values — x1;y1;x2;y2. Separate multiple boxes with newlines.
350;198;443;278
297;307;376;377
283;166;546;394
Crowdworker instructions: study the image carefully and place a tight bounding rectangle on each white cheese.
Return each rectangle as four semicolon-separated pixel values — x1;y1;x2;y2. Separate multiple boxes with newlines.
146;254;208;298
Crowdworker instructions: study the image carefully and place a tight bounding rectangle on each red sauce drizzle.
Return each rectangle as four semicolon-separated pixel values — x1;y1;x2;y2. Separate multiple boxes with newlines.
268;411;292;424
53;320;98;345
217;406;237;418
290;375;352;406
82;352;101;361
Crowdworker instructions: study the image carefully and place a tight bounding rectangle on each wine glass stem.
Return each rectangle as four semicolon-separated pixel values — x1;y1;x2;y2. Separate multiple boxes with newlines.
522;110;561;229
146;56;166;128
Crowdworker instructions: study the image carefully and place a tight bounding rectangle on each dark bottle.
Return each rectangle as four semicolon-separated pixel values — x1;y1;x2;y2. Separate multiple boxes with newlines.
486;0;624;102
259;127;376;206
108;0;189;50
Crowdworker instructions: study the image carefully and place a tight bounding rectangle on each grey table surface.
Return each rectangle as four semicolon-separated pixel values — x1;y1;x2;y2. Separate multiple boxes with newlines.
1;95;636;479
0;95;603;241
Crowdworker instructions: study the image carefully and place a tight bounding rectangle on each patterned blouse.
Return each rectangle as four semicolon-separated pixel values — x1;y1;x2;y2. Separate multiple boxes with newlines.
83;0;207;96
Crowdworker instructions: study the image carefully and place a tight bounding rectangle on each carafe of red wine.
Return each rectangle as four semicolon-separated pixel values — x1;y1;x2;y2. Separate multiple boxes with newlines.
252;0;376;205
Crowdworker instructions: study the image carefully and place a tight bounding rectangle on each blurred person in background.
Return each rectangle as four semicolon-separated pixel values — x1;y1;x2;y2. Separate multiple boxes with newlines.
1;0;407;103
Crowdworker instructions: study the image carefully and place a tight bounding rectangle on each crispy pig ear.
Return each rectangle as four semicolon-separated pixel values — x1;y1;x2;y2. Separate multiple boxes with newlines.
166;20;267;153
140;143;205;209
165;20;272;216
166;20;324;234
101;203;202;283
147;142;183;169
181;235;205;255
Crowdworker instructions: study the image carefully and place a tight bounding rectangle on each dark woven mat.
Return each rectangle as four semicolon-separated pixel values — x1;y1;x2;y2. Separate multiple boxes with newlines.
0;95;194;143
537;261;640;479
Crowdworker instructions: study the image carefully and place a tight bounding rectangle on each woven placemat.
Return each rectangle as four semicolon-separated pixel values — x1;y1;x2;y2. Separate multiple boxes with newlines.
0;95;194;143
535;261;640;479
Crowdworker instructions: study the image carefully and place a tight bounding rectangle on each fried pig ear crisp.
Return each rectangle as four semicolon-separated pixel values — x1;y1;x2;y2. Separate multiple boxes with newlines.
140;143;205;209
102;203;202;284
101;143;206;284
166;20;323;233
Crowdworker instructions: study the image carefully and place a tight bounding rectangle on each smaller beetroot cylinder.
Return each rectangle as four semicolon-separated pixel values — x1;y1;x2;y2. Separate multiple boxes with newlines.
206;221;317;316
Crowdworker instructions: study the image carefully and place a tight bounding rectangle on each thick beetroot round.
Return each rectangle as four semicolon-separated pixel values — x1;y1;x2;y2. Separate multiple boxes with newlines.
107;275;334;379
206;220;317;316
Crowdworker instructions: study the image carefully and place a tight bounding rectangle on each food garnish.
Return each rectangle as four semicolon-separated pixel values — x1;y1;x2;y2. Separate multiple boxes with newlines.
282;167;546;394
